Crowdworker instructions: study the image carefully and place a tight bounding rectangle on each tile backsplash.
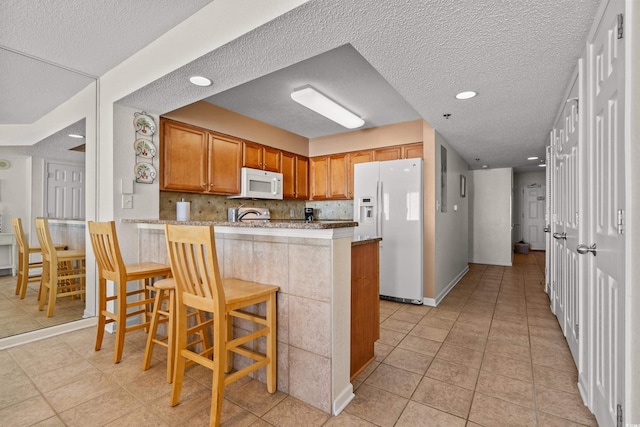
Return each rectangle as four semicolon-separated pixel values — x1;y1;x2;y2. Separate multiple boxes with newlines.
160;192;354;221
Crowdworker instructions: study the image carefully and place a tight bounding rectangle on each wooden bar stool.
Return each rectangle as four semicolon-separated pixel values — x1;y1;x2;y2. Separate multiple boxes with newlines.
34;219;86;317
12;218;65;299
88;221;172;363
141;277;211;383
165;224;279;427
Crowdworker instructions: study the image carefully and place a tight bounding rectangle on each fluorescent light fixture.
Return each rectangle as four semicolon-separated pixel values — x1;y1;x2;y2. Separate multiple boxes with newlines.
290;86;364;129
68;133;85;139
528;156;539;160
455;91;477;100
189;76;212;87
538;163;546;167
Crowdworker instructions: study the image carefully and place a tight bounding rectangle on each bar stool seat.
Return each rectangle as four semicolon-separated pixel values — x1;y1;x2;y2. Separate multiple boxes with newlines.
88;221;172;363
165;224;279;427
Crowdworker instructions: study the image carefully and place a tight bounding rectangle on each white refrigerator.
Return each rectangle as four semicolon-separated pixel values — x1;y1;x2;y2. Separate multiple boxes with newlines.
353;159;423;303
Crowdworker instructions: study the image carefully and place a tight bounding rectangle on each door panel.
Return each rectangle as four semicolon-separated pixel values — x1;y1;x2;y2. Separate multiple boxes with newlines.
46;162;85;219
587;1;625;424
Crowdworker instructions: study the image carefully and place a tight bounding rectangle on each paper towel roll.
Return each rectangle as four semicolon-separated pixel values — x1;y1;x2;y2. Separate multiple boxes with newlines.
176;202;190;221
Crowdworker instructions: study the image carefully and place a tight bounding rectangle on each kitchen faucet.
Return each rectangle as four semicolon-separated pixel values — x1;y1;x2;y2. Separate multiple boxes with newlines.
237;209;263;221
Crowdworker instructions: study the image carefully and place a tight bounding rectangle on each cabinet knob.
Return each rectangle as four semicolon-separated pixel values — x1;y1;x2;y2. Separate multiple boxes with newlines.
202;183;206;188
210;184;214;187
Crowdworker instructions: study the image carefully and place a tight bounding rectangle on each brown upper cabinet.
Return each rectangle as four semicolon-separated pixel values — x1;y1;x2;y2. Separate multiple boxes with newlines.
373;146;402;161
160;119;242;195
403;143;423;159
281;151;309;199
310;142;423;200
243;141;281;172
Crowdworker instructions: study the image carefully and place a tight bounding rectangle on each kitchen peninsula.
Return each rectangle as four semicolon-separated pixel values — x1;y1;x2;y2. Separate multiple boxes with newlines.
125;218;374;416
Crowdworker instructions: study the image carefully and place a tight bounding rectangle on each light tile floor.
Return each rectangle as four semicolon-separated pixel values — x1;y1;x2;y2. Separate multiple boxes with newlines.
0;252;598;426
0;271;85;339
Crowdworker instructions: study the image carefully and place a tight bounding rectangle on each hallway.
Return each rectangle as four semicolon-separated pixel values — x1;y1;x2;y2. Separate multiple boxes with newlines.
0;253;596;426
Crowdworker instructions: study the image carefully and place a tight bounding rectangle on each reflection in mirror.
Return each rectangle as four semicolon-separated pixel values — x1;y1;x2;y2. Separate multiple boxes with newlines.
0;120;86;339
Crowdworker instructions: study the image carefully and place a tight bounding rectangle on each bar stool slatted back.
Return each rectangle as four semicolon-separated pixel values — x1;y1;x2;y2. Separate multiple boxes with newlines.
88;221;171;363
164;224;279;427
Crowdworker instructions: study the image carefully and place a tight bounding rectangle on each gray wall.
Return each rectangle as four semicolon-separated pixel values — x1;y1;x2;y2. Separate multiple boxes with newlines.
434;132;469;301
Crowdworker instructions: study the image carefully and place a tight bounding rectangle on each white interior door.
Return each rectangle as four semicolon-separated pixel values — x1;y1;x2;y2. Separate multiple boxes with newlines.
521;185;546;250
561;70;582;366
586;1;625;425
46;162;85;219
552;130;568;334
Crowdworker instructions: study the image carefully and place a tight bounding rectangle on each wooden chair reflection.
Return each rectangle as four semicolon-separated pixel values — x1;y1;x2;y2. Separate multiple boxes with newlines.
88;221;172;363
12;218;65;299
34;218;85;317
165;224;278;427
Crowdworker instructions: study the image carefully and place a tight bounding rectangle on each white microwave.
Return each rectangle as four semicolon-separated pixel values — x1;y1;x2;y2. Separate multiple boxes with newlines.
229;167;283;200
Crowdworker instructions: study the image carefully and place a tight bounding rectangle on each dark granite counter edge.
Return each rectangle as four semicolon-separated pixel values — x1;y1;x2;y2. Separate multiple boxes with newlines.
351;237;382;247
122;219;358;230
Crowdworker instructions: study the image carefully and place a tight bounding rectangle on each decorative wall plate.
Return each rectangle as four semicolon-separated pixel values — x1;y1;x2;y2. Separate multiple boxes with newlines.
133;138;157;158
133;113;156;136
134;162;157;183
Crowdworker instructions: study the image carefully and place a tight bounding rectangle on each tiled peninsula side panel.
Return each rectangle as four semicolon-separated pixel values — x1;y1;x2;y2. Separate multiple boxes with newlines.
48;221;86;251
138;228;336;413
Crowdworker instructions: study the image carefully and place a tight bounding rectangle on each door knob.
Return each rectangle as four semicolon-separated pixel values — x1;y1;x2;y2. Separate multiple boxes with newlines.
577;243;597;256
553;232;566;240
544;226;550;233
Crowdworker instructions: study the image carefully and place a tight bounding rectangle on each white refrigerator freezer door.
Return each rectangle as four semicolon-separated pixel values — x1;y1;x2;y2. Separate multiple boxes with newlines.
353;162;380;239
379;159;423;301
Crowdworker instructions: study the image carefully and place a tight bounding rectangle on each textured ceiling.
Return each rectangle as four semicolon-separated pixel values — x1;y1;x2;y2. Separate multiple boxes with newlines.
0;0;213;124
1;0;601;172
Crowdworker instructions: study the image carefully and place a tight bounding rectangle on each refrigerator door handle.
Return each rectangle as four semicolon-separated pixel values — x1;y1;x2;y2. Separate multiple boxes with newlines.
377;180;382;237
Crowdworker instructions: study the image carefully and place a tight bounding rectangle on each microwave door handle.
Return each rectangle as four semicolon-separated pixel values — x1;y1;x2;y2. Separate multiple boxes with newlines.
272;178;277;195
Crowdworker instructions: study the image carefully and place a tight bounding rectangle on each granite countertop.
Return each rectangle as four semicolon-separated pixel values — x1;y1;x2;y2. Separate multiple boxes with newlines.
351;237;382;247
123;218;358;230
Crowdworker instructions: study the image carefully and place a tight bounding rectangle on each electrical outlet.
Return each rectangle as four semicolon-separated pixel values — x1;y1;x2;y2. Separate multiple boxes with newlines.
290;209;295;218
122;194;133;209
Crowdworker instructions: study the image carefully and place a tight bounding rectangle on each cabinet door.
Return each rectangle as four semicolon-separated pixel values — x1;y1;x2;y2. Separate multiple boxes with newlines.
161;120;208;192
281;151;296;199
242;141;263;169
262;146;281;172
328;154;348;199
310;157;329;200
373;146;402;161
208;134;242;194
295;156;309;199
348;150;373;198
403;143;423;159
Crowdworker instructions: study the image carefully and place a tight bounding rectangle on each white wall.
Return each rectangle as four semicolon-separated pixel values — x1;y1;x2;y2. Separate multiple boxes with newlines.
469;168;513;266
112;104;161;263
434;132;469;302
513;171;546;245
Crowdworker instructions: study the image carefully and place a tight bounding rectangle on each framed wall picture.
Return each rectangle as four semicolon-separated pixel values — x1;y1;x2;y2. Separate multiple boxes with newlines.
460;174;466;197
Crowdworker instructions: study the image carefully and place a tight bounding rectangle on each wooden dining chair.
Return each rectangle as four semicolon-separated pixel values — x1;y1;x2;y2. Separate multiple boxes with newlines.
12;217;44;299
165;224;279;427
34;218;86;317
88;221;172;363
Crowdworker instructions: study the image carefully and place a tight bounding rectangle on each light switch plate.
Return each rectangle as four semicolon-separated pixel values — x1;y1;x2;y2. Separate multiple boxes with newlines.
121;179;134;195
122;194;133;209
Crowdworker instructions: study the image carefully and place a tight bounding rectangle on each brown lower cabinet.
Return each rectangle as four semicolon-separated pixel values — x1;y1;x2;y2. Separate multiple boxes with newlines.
351;239;380;380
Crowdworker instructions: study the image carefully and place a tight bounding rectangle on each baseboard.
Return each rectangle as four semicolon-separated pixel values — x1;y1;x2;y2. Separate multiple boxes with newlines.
333;383;354;415
469;258;513;267
0;317;97;350
422;265;470;307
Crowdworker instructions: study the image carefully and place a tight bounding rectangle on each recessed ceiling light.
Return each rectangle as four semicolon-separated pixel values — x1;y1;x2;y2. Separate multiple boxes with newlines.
68;134;85;139
189;76;212;87
455;91;477;100
528;156;539;160
291;85;364;129
538;164;546;167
